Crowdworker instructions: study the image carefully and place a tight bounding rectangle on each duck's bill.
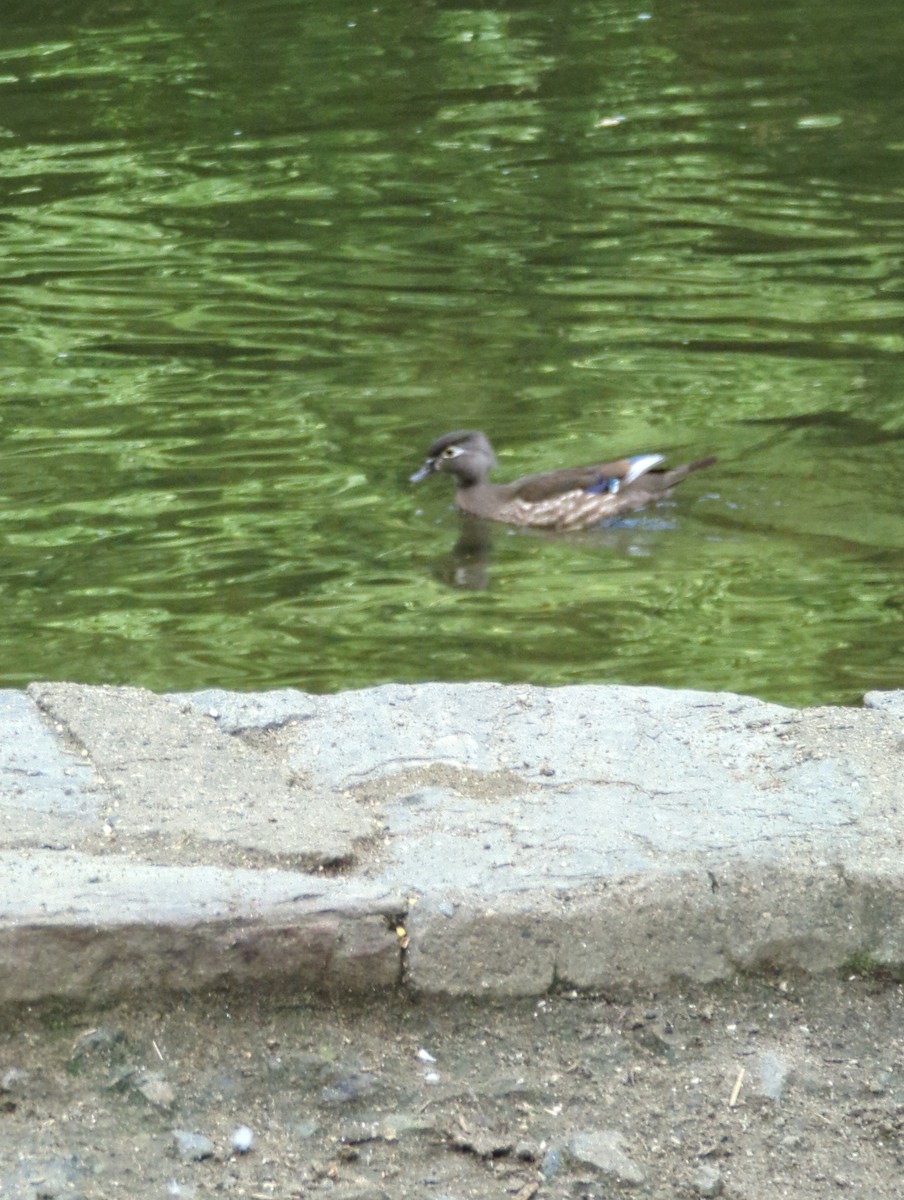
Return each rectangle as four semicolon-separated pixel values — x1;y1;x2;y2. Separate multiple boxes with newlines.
409;462;434;482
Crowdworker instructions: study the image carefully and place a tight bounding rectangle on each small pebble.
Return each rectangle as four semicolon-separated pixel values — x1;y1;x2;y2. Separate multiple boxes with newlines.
567;1129;645;1186
0;1067;27;1093
758;1051;792;1102
172;1130;215;1162
540;1146;561;1180
137;1073;176;1109
231;1124;254;1154
689;1163;724;1197
320;1070;378;1105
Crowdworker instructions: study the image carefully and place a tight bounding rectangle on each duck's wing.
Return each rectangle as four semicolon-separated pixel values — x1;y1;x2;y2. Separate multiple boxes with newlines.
510;454;666;502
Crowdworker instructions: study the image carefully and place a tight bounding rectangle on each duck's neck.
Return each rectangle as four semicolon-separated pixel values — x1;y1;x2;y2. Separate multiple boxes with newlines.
456;480;502;518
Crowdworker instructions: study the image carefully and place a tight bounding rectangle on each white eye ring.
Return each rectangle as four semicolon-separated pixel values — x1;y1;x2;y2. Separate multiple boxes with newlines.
441;445;464;458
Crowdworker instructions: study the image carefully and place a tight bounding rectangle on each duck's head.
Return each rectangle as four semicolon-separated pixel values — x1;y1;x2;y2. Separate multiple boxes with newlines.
410;430;498;488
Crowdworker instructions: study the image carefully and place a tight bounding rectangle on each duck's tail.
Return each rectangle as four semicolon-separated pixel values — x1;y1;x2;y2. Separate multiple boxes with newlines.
661;455;716;488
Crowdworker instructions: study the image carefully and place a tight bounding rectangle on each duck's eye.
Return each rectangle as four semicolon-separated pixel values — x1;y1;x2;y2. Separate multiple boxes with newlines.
441;445;462;458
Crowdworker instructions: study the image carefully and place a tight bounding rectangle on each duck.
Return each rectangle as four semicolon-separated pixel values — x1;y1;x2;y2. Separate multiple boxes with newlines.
410;430;715;531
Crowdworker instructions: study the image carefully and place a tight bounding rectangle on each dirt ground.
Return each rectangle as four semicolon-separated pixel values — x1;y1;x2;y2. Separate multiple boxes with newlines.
2;972;903;1199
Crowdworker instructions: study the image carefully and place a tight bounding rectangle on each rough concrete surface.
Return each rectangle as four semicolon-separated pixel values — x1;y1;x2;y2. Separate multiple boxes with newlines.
1;681;903;1005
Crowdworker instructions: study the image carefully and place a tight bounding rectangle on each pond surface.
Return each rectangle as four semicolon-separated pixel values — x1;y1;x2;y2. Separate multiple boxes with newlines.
1;0;902;706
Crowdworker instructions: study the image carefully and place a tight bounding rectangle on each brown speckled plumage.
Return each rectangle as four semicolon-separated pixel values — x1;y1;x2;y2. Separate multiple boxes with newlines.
410;430;714;530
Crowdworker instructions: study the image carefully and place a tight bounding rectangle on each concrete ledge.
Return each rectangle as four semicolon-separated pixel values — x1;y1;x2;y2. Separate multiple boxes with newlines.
0;852;401;1004
406;865;904;996
1;682;902;1004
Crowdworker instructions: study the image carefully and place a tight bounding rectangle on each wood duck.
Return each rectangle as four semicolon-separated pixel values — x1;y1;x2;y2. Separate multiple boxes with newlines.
410;430;715;531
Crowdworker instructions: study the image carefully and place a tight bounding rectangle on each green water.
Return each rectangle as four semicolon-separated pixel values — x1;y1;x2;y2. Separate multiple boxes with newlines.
1;0;902;705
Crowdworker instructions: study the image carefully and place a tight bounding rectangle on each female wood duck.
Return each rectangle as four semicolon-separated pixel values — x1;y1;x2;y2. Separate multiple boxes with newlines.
410;430;715;531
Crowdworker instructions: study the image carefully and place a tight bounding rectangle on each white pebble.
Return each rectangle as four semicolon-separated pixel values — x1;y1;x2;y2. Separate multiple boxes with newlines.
231;1124;254;1153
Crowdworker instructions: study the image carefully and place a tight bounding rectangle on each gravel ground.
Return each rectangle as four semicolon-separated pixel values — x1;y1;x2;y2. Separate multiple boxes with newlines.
2;973;903;1199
